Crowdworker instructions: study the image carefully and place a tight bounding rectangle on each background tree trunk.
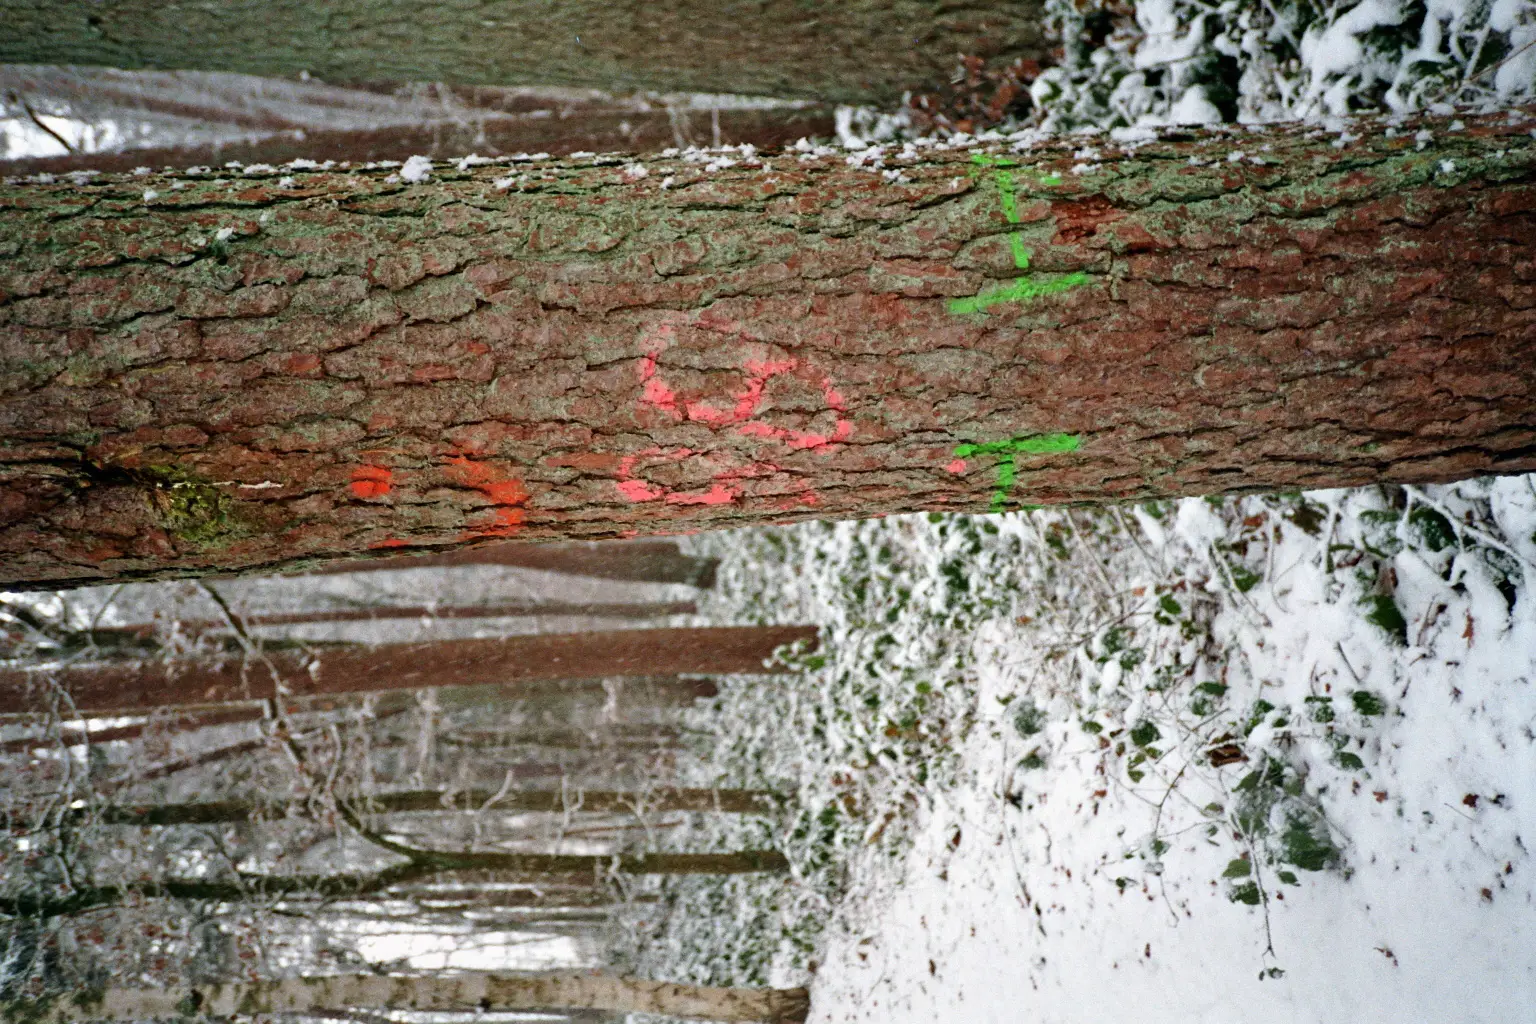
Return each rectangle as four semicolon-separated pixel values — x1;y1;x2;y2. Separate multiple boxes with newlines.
0;0;1045;106
0;66;837;175
0;625;817;713
4;971;810;1024
296;538;718;585
93;786;784;825
1;109;1532;589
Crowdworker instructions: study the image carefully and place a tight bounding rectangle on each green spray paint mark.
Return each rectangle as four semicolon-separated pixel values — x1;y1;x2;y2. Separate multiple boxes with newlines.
1009;233;1030;269
952;154;1087;316
954;433;1082;512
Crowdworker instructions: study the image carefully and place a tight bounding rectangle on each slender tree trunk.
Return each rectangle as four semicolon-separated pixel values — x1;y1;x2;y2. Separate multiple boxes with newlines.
0;67;836;176
0;849;789;917
98;598;701;637
94;786;784;825
0;625;816;713
297;538;718;586
1;971;810;1024
0;0;1045;105
1;109;1531;589
0;705;262;754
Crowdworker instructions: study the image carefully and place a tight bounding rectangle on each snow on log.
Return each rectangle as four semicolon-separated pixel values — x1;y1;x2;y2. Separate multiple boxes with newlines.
0;108;1533;588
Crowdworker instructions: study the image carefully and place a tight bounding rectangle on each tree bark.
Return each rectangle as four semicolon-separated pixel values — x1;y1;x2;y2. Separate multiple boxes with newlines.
1;108;1532;589
0;625;813;713
296;538;717;586
1;971;810;1024
0;0;1043;106
94;786;784;825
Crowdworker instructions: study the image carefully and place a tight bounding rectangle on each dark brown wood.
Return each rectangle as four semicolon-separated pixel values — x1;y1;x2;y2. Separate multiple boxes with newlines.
297;538;717;586
97;598;700;637
1;109;1532;588
0;625;816;713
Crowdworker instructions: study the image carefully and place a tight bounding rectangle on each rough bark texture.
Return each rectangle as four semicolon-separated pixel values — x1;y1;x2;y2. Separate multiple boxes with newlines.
1;109;1534;588
3;971;810;1024
0;0;1044;106
0;625;816;713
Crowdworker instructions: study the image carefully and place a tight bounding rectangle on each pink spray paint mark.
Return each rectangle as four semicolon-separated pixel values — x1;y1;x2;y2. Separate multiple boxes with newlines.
619;314;852;507
946;459;968;474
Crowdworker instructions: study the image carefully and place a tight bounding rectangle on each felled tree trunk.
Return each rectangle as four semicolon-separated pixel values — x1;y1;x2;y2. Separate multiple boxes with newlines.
0;109;1532;589
2;971;810;1024
0;0;1044;106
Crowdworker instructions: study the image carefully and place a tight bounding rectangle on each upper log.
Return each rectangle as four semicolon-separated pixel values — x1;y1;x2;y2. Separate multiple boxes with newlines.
0;109;1533;589
0;0;1046;106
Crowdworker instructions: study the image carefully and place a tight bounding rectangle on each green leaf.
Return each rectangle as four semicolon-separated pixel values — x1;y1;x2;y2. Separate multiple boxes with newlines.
1222;858;1253;878
1278;870;1299;885
1080;720;1103;734
1159;594;1182;615
1336;751;1365;770
1408;506;1456;551
1129;720;1161;747
1228;882;1262;905
1280;814;1340;871
1244;699;1277;734
1012;702;1046;738
1362;595;1408;645
1351;690;1387;716
1196;682;1228;696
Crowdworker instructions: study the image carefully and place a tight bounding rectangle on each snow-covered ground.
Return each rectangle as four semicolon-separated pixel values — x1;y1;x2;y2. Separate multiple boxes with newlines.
661;476;1536;1022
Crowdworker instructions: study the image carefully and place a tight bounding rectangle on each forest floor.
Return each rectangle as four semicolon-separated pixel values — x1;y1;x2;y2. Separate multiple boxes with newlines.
622;475;1536;1023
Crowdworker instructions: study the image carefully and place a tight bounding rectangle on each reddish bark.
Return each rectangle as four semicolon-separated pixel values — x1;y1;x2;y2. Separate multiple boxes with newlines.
0;624;816;713
0;108;1533;589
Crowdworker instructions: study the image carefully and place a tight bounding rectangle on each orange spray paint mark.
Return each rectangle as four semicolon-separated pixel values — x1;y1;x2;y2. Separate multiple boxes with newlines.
369;537;409;549
350;465;393;499
445;456;528;538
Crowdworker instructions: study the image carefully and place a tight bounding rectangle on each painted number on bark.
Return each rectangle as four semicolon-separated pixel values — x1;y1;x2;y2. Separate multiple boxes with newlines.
949;154;1089;315
952;433;1082;512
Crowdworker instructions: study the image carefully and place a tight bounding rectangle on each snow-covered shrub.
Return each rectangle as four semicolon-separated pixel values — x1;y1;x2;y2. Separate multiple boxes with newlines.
1036;0;1536;129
